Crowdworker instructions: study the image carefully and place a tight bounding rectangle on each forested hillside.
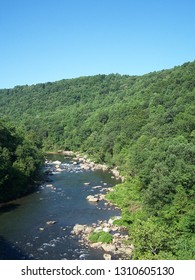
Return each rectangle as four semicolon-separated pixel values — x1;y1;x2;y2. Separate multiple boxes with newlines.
0;119;43;202
0;61;195;259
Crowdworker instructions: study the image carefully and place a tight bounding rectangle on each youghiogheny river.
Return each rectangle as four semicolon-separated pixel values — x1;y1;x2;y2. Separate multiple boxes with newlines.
0;154;121;260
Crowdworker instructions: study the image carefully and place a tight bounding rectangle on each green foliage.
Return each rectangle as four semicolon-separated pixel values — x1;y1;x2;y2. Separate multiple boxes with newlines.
0;61;195;258
130;217;176;259
0;119;44;202
88;231;113;244
106;179;145;226
174;234;195;260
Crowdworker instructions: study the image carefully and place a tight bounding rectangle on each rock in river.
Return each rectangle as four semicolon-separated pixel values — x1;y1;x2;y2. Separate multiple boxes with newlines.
86;195;99;203
46;220;56;225
103;253;112;260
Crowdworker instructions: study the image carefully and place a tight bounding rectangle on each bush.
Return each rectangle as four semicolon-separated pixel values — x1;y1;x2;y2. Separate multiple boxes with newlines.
88;231;113;244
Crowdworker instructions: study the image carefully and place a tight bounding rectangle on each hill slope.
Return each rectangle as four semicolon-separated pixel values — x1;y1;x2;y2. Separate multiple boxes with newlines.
0;61;195;259
0;119;43;202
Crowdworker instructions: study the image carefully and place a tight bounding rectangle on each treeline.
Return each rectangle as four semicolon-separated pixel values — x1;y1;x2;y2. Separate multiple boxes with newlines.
0;119;43;203
0;61;195;259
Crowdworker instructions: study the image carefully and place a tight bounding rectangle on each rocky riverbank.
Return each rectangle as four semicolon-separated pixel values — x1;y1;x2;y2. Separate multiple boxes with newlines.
71;182;134;260
50;150;125;182
71;217;134;260
44;152;132;260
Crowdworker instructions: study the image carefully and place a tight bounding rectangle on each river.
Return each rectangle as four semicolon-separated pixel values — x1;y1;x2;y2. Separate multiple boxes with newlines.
0;154;121;260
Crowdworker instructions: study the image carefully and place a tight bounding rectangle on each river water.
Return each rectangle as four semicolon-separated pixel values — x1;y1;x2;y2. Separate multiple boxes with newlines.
0;154;121;260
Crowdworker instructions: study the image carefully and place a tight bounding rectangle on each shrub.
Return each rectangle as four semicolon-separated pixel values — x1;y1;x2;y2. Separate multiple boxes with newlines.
88;231;113;244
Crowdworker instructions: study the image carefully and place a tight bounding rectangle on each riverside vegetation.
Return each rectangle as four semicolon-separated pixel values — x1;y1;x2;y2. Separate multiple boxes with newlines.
0;119;43;202
0;61;195;259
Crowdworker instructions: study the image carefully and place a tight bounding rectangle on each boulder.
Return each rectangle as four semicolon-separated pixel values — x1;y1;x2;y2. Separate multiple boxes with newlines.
99;194;105;201
56;168;63;172
95;164;108;171
90;242;102;249
101;243;116;252
113;233;120;237
84;226;94;234
111;168;120;177
108;216;121;225
117;246;133;256
103;254;112;260
86;195;99;203
102;227;110;233
62;151;74;156
94;226;103;232
72;224;85;234
107;187;115;192
46;220;56;225
52;160;61;165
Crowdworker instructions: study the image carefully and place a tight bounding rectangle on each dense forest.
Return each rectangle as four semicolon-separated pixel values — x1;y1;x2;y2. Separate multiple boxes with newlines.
0;119;43;202
0;61;195;259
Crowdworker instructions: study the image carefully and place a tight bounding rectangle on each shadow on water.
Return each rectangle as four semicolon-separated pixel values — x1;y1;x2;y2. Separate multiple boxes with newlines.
0;203;20;214
0;235;30;260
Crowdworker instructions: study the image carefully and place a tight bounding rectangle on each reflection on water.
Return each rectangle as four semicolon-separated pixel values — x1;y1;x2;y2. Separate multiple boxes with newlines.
0;203;20;214
0;154;120;260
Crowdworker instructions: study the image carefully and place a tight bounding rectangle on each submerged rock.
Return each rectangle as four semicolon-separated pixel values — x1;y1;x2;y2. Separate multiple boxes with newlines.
92;186;102;189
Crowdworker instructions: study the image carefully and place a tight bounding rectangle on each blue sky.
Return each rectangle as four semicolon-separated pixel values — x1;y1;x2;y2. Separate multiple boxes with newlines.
0;0;195;88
